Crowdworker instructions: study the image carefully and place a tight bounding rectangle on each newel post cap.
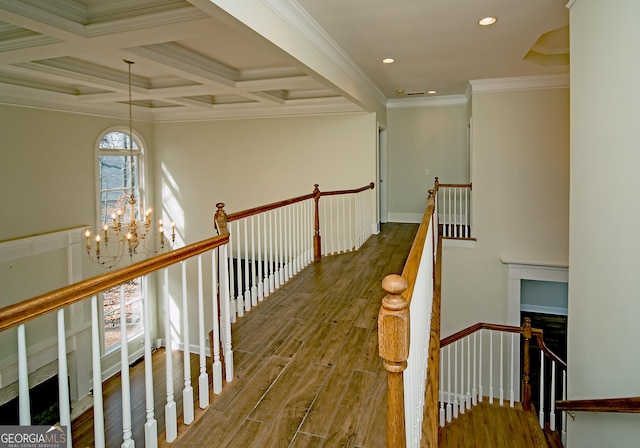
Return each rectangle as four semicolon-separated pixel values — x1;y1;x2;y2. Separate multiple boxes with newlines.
378;274;410;367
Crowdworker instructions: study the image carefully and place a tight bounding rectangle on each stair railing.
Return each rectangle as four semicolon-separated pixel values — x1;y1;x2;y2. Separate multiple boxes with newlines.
435;178;473;239
0;207;232;447
0;182;375;447
438;318;569;444
222;182;375;322
378;182;439;448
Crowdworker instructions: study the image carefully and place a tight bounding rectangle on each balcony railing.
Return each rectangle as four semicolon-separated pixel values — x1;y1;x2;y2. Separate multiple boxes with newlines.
0;182;375;447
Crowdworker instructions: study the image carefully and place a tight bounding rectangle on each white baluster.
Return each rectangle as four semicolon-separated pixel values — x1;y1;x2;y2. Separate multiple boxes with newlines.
296;202;302;272
197;255;209;408
268;210;275;293
454;188;459;237
164;268;177;442
227;232;236;323
499;331;504;406
454;341;459;418
276;208;283;287
472;332;478;406
234;221;244;317
143;279;158;448
305;200;311;263
283;206;289;281
460;339;465;415
17;324;30;425
489;330;494;404
348;194;353;250
91;296;106;448
57;309;71;447
550;361;557;431
467;336;471;409
464;188;469;237
478;330;483;402
257;213;265;300
243;219;251;311
562;370;567;446
446;345;452;423
251;216;258;306
539;352;545;428
439;351;445;426
288;205;294;278
510;333;515;407
342;195;347;252
211;249;223;394
181;262;194;425
220;244;234;381
447;188;452;237
119;285;134;448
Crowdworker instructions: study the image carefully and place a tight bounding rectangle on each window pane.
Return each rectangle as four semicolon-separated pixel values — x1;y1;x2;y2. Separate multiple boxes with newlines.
104;301;144;352
99;131;138;150
99;155;138;191
103;279;144;352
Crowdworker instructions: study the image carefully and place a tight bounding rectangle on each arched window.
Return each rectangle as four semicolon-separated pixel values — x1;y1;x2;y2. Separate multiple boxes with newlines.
96;128;145;353
97;130;144;226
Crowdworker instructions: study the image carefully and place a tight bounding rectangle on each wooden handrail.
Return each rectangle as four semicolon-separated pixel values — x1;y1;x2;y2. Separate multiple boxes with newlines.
225;182;375;221
378;185;437;447
556;397;640;413
422;230;443;446
226;193;315;222
399;191;436;305
436;183;472;189
0;206;229;333
440;322;524;348
531;328;567;369
319;181;375;196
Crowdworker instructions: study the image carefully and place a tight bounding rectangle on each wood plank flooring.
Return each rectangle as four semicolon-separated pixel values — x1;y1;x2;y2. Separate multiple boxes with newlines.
438;401;548;448
72;223;418;448
170;222;418;448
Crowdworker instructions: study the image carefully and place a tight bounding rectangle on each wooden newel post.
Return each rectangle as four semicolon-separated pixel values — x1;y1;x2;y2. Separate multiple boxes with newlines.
522;317;532;411
378;274;410;448
214;202;227;233
313;184;322;261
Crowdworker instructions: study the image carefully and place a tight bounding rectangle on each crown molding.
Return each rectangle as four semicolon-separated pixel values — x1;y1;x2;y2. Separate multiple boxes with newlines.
470;74;569;93
387;95;467;109
260;0;387;107
565;0;577;10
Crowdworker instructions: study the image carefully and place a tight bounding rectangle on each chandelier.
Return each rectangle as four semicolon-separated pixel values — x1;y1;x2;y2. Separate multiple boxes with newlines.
84;60;175;269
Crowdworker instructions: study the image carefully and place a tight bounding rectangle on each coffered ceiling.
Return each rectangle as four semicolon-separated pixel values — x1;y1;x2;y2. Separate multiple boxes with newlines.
0;0;569;122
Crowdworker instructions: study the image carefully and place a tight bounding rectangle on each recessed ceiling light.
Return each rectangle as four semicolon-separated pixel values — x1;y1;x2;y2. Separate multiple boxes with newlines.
427;90;437;95
396;89;405;94
478;16;497;26
382;58;395;64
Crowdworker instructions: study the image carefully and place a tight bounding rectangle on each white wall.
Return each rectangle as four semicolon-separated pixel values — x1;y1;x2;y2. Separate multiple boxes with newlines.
153;113;377;242
568;1;640;445
153;112;378;344
386;101;468;222
441;86;570;337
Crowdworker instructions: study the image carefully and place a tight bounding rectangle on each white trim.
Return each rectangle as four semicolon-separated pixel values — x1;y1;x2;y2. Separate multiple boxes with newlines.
565;0;577;10
0;227;85;263
443;239;476;249
387;95;467;108
470;74;569;93
388;212;423;224
520;304;568;316
503;260;569;326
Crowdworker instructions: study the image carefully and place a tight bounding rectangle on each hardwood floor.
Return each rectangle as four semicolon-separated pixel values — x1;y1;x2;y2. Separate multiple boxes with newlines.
72;223;419;448
438;401;548;448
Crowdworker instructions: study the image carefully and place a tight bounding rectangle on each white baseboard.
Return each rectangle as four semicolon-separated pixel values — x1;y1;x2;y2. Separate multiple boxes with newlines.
388;212;423;224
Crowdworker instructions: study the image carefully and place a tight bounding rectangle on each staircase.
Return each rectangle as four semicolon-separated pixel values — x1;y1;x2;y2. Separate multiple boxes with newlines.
438;400;547;448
